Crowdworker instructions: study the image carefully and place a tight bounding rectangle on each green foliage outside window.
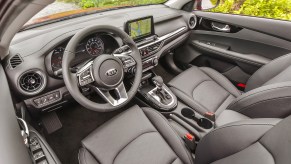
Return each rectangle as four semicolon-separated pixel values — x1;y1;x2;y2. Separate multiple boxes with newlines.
58;0;167;9
210;0;291;21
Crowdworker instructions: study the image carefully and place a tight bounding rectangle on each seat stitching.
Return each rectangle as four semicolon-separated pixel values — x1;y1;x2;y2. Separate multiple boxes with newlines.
199;124;275;164
213;94;232;115
143;108;194;164
170;157;179;164
112;131;157;164
236;96;291;114
191;80;211;92
198;123;275;146
258;141;276;164
228;85;291;109
200;67;241;97
170;86;210;114
169;67;199;84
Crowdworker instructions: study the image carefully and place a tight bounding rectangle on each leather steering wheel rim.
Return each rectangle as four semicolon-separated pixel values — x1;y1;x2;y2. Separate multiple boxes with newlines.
62;25;142;112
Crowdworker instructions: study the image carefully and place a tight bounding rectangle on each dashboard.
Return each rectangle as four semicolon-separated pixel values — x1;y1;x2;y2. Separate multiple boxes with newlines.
4;4;195;112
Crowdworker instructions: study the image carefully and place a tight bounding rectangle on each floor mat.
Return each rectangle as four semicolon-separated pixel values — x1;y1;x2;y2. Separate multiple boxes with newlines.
44;101;134;164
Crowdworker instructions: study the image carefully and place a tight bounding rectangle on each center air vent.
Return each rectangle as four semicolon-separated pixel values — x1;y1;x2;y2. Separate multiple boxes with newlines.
188;15;197;29
19;70;46;95
9;54;23;69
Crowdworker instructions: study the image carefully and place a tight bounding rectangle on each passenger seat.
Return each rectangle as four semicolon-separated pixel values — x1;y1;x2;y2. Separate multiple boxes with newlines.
169;53;291;120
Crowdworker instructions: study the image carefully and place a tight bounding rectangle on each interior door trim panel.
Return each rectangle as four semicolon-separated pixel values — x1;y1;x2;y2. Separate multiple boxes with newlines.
191;40;271;66
0;65;32;164
194;11;291;42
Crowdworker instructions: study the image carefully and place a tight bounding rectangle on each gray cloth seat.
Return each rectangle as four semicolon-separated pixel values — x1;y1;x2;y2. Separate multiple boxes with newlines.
169;53;291;119
78;105;194;164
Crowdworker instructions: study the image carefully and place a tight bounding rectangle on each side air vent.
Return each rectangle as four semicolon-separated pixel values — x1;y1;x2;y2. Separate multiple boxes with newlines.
188;15;197;29
18;70;46;95
9;54;23;69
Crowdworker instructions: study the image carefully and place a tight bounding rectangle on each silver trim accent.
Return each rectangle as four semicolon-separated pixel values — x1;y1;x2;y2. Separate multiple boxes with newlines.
94;82;128;106
148;85;175;107
76;61;95;86
211;22;231;32
188;14;197;29
138;26;187;51
17;69;47;96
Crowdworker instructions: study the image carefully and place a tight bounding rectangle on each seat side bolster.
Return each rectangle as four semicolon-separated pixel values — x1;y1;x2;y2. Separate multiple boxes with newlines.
195;119;279;164
228;82;291;118
142;107;194;164
246;53;291;91
79;148;100;164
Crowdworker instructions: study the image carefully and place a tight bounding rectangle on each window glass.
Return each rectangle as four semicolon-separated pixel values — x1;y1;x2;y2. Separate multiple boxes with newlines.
25;0;167;27
209;0;291;21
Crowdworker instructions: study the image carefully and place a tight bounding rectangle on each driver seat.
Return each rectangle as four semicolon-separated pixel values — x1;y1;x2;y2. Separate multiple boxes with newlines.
78;105;194;164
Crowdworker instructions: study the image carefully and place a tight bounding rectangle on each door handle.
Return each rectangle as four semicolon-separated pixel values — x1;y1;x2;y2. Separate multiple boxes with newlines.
211;22;231;32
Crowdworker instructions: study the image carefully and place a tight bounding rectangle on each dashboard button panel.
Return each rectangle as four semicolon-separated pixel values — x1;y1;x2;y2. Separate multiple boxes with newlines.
33;91;61;107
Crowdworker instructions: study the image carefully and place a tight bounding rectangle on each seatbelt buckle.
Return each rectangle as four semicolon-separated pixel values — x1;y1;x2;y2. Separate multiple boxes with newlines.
183;133;196;152
237;83;246;91
204;112;215;122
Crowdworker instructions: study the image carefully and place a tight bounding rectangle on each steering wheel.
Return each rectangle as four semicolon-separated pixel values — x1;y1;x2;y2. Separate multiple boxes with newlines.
62;25;142;112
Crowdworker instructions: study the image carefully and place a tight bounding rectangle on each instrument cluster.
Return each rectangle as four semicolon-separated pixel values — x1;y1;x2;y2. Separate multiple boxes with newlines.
49;33;119;73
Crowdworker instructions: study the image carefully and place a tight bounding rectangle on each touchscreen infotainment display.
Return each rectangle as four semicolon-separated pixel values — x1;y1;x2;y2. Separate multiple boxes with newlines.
125;16;155;41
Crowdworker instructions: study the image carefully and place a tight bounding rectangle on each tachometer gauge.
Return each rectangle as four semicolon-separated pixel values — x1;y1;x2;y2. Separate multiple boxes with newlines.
86;37;104;56
51;47;64;71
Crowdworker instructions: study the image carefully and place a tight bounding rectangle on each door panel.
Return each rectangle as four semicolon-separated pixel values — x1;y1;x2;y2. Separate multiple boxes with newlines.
0;64;32;164
175;11;291;86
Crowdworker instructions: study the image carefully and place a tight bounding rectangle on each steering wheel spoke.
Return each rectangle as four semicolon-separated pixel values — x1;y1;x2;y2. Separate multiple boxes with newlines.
93;82;128;106
113;45;136;72
76;61;95;86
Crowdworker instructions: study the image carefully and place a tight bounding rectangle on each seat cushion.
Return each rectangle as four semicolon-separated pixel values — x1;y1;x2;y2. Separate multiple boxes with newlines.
168;66;241;115
79;105;193;164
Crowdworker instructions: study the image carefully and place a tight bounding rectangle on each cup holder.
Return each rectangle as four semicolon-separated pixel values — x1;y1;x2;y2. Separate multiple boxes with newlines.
181;108;195;119
197;118;213;129
181;108;213;129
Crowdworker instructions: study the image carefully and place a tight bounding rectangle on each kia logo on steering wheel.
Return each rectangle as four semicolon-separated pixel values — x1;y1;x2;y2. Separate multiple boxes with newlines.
105;68;118;77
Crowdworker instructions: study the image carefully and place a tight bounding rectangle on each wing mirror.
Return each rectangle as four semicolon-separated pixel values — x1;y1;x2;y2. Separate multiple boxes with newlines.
194;0;220;10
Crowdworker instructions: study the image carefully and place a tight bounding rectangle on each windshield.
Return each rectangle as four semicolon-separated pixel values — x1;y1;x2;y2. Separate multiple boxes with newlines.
25;0;167;28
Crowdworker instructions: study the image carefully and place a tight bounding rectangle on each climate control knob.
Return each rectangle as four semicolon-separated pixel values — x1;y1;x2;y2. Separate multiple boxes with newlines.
152;58;159;66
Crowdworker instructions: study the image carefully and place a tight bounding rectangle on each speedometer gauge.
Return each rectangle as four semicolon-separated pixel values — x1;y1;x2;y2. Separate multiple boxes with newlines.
86;37;104;56
51;47;64;71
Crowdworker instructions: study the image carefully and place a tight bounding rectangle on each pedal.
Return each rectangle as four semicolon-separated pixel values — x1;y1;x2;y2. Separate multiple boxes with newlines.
41;111;62;134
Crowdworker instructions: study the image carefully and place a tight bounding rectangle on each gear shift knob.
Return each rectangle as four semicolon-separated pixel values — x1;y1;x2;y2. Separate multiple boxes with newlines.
152;76;164;88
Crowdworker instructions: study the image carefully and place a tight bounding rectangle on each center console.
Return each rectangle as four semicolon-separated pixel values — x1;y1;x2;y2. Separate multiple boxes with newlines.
124;16;212;142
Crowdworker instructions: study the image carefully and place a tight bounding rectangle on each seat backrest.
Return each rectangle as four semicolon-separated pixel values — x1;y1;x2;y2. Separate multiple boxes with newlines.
258;115;291;164
195;116;291;164
246;53;291;92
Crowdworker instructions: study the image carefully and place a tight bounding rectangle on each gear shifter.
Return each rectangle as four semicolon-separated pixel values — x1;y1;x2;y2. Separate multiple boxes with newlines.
152;76;172;104
152;76;163;88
